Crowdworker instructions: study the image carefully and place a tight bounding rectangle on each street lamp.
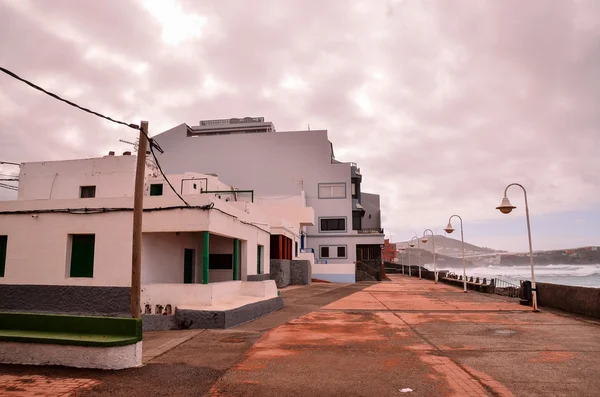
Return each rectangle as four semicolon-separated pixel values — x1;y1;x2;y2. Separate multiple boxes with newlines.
410;236;422;279
496;183;538;312
444;215;467;293
422;229;437;283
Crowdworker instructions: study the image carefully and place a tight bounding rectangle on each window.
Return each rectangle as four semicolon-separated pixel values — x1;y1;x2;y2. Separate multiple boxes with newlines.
318;183;346;199
320;218;346;232
69;234;95;278
150;183;163;196
351;183;356;196
0;235;7;277
319;245;347;259
80;186;96;198
209;254;233;269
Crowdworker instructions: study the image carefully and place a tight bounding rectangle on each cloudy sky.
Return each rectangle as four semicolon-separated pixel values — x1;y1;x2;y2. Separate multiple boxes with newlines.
1;0;599;252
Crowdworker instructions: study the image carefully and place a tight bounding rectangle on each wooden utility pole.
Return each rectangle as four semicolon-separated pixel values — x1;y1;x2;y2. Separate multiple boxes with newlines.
130;121;149;318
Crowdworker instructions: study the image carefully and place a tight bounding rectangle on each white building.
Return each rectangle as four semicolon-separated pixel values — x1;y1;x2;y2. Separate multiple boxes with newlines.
0;153;313;324
153;117;385;282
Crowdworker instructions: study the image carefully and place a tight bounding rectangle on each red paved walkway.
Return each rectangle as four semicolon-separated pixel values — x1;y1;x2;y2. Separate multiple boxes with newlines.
209;275;600;396
0;374;99;397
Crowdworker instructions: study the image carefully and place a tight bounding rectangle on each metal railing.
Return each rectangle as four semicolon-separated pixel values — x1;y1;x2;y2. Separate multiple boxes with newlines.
358;228;384;234
493;278;520;298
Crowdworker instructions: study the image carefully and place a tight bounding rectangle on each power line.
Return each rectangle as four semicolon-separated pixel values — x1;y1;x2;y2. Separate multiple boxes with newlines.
149;143;189;206
0;66;140;131
0;183;18;191
0;203;269;233
0;66;190;206
0;161;21;167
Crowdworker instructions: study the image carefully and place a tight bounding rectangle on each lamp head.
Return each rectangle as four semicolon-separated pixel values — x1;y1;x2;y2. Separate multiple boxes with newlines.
409;243;415;247
496;197;516;214
444;222;454;234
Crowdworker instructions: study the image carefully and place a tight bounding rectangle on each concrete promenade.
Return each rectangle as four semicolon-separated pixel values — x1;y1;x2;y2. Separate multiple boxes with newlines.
2;276;600;396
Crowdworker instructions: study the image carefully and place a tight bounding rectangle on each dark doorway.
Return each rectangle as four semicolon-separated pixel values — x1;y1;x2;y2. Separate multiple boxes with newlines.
184;248;195;283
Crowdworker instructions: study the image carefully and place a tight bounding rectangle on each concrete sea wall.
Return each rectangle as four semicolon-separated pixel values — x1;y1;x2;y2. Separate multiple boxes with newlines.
536;282;600;319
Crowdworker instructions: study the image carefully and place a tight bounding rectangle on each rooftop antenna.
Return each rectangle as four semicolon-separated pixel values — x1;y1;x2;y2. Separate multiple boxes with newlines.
119;138;158;171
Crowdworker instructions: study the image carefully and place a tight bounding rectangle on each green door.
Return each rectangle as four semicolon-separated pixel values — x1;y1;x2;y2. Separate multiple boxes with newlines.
184;249;194;283
257;245;262;275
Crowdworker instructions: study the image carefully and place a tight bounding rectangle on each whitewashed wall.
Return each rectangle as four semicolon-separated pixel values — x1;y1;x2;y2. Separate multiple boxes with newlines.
0;209;132;286
0;194;270;286
17;155;139;200
142;232;201;284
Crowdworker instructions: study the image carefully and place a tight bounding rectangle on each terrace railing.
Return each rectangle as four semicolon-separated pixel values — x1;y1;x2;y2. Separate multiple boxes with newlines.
493;278;520;298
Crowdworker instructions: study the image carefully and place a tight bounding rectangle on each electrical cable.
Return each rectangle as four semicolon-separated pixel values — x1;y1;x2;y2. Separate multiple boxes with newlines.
0;202;270;233
0;66;189;208
0;183;18;191
149;143;189;207
0;66;140;131
0;161;21;166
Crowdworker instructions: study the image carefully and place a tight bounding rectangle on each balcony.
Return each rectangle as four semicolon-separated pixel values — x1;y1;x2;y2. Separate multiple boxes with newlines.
358;228;384;234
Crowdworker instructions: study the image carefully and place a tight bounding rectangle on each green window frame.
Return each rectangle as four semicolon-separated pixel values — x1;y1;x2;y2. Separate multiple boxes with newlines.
69;234;95;278
0;235;7;277
150;183;163;196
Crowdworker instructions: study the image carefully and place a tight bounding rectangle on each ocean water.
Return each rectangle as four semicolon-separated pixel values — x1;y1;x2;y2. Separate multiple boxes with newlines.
424;263;600;288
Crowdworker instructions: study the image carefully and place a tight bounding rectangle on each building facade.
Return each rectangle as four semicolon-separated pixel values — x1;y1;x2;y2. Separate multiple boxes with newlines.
0;154;312;318
153;117;385;282
381;239;397;263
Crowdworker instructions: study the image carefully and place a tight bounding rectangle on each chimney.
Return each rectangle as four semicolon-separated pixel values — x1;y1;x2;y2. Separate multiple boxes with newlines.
123;151;131;155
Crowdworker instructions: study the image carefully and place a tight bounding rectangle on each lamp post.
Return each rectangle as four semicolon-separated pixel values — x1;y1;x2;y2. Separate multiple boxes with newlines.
400;247;406;275
407;240;413;277
444;215;467;293
380;243;386;281
422;229;437;283
410;236;422;279
496;183;538;312
398;246;406;275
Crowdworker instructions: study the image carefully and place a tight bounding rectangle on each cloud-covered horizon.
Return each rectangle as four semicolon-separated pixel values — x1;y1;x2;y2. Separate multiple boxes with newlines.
1;0;599;251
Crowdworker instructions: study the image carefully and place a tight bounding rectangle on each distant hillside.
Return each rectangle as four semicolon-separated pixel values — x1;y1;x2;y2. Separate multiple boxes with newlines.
500;246;600;265
395;248;476;268
396;235;503;258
